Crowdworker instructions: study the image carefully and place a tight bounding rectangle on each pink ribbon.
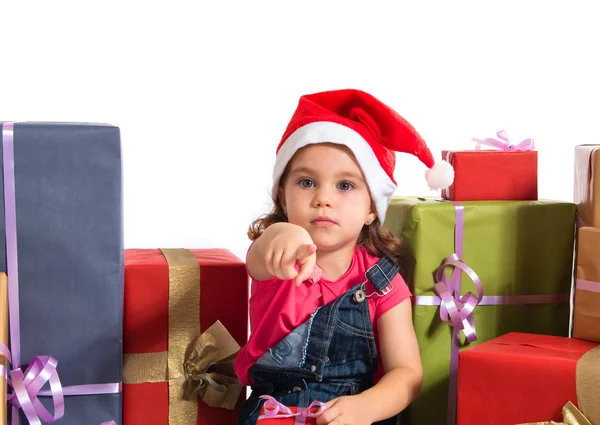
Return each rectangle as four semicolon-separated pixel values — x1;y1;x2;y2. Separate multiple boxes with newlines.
1;123;120;424
577;279;600;293
258;395;326;424
412;200;568;425
472;129;535;151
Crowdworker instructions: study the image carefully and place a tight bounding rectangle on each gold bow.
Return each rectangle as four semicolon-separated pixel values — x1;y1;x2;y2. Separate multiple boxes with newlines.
123;248;244;425
517;401;591;425
182;320;243;409
517;344;600;425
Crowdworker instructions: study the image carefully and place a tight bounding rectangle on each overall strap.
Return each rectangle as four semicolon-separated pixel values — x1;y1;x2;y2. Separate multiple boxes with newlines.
365;256;399;296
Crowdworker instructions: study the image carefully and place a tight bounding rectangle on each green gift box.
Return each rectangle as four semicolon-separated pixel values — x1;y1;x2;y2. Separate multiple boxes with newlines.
383;197;575;425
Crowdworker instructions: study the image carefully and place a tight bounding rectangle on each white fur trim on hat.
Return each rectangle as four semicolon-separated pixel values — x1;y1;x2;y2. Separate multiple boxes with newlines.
425;160;454;190
272;121;396;223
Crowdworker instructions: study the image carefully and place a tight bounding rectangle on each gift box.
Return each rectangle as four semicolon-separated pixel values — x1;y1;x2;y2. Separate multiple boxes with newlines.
441;130;537;201
441;150;537;201
383;197;576;425
0;122;123;424
123;248;249;425
572;226;600;343
457;333;600;425
574;145;600;228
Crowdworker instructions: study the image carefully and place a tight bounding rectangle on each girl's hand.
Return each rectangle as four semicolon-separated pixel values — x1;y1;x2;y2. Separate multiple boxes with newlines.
263;223;317;286
316;395;375;425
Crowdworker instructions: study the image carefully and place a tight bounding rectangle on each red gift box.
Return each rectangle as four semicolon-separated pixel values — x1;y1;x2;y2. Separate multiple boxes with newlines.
123;248;249;425
457;332;600;425
441;150;538;201
256;396;325;424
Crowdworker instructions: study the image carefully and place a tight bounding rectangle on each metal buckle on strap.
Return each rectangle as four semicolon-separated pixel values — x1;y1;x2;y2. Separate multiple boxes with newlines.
379;283;393;296
362;262;394;298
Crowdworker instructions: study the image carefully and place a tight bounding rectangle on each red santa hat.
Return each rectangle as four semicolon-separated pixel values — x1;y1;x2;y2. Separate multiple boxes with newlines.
272;89;454;222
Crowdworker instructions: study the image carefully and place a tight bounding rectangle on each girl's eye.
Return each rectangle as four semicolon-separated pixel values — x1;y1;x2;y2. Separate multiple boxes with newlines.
299;179;315;188
337;181;354;191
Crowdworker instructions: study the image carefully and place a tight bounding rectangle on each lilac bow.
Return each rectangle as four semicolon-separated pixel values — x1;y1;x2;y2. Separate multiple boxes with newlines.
0;352;65;424
472;129;535;151
258;395;326;424
434;254;484;343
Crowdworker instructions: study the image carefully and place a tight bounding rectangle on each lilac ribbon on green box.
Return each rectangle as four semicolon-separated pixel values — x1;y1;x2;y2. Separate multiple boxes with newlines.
0;123;120;425
412;201;570;425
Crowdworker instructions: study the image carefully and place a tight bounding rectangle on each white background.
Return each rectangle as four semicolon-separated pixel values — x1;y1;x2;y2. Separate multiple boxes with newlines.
1;1;599;261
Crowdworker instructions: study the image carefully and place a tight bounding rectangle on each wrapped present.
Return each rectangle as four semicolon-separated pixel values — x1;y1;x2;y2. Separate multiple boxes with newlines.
574;145;600;227
441;130;537;201
383;197;576;425
457;333;600;425
0;122;123;424
573;226;600;342
123;248;249;425
255;396;325;424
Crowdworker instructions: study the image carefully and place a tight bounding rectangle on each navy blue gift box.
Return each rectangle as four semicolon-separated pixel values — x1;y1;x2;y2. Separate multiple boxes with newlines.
1;122;123;425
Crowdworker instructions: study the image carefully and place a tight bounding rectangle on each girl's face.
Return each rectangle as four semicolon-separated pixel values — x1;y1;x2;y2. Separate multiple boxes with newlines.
278;143;376;253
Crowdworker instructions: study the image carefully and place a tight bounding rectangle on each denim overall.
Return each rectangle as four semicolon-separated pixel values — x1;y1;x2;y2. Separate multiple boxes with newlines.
237;256;401;425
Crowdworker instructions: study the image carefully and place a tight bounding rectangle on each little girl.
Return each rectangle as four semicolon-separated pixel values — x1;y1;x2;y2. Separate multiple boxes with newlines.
234;89;454;425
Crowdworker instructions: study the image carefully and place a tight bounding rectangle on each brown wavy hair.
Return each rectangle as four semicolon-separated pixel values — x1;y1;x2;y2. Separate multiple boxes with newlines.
248;146;408;273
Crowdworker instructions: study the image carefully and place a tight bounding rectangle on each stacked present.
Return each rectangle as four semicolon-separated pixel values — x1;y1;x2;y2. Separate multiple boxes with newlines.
383;130;595;425
0;123;249;425
453;143;600;425
572;145;600;342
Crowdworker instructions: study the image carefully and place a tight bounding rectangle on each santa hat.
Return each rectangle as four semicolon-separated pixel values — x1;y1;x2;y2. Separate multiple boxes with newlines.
272;89;454;222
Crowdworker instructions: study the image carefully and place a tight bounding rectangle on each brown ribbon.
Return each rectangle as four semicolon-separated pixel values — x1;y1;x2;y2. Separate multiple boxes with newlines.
517;345;600;425
123;249;242;424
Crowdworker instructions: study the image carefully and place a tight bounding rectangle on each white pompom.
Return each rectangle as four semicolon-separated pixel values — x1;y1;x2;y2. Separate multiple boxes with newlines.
425;160;454;190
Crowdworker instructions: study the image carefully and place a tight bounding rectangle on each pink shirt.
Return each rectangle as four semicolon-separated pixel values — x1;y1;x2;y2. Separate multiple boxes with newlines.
234;246;412;386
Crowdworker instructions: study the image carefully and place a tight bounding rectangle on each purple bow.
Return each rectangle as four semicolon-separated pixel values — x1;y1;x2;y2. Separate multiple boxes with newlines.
0;353;64;424
433;254;484;344
472;129;535;151
258;395;326;424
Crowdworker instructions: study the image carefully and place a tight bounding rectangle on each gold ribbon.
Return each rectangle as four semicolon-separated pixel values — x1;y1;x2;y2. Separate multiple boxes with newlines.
182;320;243;409
517;402;592;425
517;345;600;425
123;249;243;424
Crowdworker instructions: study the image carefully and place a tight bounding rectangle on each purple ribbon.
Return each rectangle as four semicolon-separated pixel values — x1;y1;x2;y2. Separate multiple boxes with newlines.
577;279;600;293
472;129;535;151
258;395;326;424
1;123;120;424
412;200;568;425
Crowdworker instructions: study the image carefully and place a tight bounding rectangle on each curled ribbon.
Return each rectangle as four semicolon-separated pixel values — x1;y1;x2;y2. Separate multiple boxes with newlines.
258;396;326;424
0;351;64;425
434;254;484;343
472;129;535;152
